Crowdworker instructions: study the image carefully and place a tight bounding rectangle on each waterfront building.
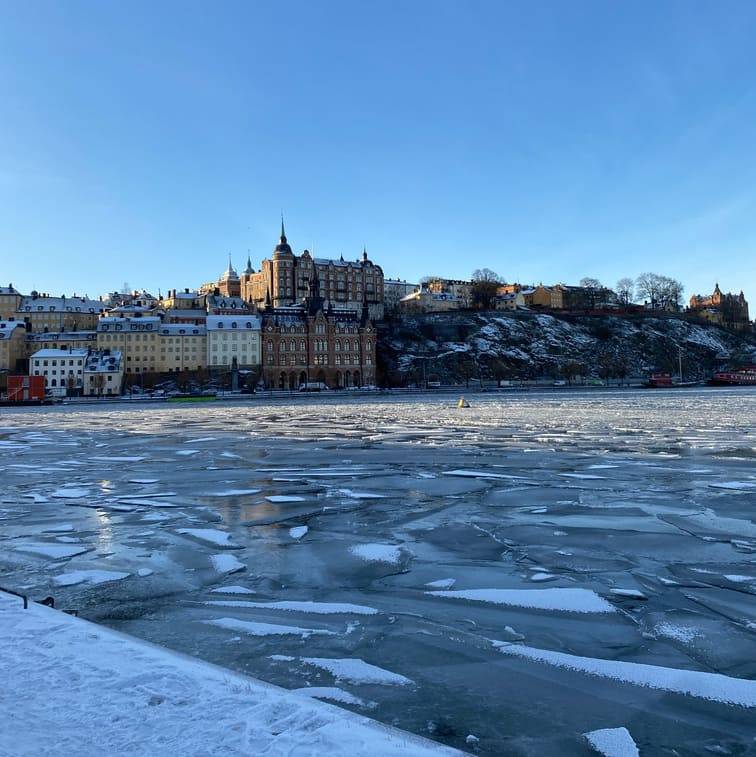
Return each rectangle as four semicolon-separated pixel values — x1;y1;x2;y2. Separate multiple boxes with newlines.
96;316;161;374
206;315;261;370
25;330;97;359
83;350;124;396
157;323;207;373
29;348;88;396
260;273;376;390
0;320;27;373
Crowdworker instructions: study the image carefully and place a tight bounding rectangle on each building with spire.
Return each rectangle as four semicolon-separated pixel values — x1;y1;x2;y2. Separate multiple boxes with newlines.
689;283;750;331
240;221;385;320
259;265;377;391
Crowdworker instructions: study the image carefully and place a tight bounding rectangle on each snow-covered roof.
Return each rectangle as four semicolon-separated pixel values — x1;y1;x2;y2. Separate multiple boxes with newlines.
0;286;20;295
206;295;249;310
0;320;25;339
84;350;122;373
170;291;200;299
19;296;102;314
206;316;261;331
158;324;206;336
31;348;89;359
27;330;96;342
97;317;162;332
162;309;207;319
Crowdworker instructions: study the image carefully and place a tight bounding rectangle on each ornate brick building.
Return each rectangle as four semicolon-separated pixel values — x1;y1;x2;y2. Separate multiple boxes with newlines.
260;272;376;390
689;283;750;330
240;222;384;320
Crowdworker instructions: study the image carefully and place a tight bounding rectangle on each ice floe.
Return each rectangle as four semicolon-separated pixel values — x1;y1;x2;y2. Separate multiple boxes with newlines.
205;617;335;638
265;495;306;503
15;543;90;559
292;686;368;707
210;554;246;574
350;544;403;565
210;585;256;595
272;656;413;686
427;588;616;613
584;727;639;757
177;528;237;547
494;643;756;707
289;526;309;539
206;600;378;615
53;570;130;586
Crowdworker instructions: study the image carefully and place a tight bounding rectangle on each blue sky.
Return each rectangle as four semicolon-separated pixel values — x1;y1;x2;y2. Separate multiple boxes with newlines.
1;1;755;303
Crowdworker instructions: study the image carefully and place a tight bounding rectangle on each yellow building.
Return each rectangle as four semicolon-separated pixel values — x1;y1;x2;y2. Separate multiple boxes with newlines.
157;324;207;373
97;317;161;375
0;286;22;320
0;320;27;373
25;331;97;359
17;293;103;333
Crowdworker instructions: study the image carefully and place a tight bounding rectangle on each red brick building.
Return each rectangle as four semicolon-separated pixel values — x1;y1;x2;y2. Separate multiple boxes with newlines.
260;274;376;390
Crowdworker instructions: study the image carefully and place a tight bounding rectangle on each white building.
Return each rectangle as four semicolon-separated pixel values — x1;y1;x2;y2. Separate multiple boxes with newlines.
384;279;419;313
30;348;88;396
206;315;261;369
83;350;123;396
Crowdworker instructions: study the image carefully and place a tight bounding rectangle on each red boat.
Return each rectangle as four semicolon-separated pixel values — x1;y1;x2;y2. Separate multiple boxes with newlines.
709;365;756;386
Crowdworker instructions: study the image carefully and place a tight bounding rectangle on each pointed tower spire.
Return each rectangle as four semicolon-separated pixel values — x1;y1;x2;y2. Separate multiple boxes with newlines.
280;213;286;242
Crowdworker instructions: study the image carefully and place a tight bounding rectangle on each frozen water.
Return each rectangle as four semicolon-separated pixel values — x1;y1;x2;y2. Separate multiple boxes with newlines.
1;388;756;754
53;569;130;586
273;656;414;686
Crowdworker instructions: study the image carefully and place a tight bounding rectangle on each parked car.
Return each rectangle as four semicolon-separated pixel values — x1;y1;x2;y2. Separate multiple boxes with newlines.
553;380;567;387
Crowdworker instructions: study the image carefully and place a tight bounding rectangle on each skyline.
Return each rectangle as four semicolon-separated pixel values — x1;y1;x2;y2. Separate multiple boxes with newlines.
2;1;756;303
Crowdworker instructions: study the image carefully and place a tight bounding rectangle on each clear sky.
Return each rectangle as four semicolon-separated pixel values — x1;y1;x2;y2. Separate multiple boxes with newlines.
1;0;755;303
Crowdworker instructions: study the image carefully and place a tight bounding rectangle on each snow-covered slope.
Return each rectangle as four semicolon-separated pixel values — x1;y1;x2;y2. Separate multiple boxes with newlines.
379;311;756;383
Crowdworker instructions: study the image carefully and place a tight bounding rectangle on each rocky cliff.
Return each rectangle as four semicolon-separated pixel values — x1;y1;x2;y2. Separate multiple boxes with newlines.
377;311;756;385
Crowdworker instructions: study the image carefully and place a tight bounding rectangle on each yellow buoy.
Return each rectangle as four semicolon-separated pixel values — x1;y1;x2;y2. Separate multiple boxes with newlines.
457;396;470;408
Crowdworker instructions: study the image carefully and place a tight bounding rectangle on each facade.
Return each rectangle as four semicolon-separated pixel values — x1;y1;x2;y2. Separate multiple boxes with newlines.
384;279;419;313
241;224;385;320
425;278;473;307
689;284;750;330
0;320;27;373
495;291;526;310
206;315;261;369
157;324;207;373
16;293;103;333
162;289;205;310
398;288;464;313
260;275;376;390
206;293;256;315
7;375;45;402
96;317;161;374
0;285;22;319
83;350;123;396
30;348;88;396
25;330;97;359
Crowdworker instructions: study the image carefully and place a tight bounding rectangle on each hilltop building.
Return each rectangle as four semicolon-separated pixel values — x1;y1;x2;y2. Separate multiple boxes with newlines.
239;222;385;320
689;284;750;330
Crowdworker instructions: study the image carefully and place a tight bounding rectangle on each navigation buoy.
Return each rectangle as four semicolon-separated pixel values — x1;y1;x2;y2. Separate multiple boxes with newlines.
457;396;470;409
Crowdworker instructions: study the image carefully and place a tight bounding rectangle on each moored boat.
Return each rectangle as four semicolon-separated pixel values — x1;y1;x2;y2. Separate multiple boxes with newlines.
709;365;756;386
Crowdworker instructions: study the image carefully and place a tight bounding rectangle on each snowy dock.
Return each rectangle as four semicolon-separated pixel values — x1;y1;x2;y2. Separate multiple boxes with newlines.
0;593;461;756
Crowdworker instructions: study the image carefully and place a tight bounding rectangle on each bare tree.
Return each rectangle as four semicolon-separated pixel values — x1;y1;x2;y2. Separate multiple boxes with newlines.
579;277;602;290
471;269;503;309
635;272;664;309
616;277;635;306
